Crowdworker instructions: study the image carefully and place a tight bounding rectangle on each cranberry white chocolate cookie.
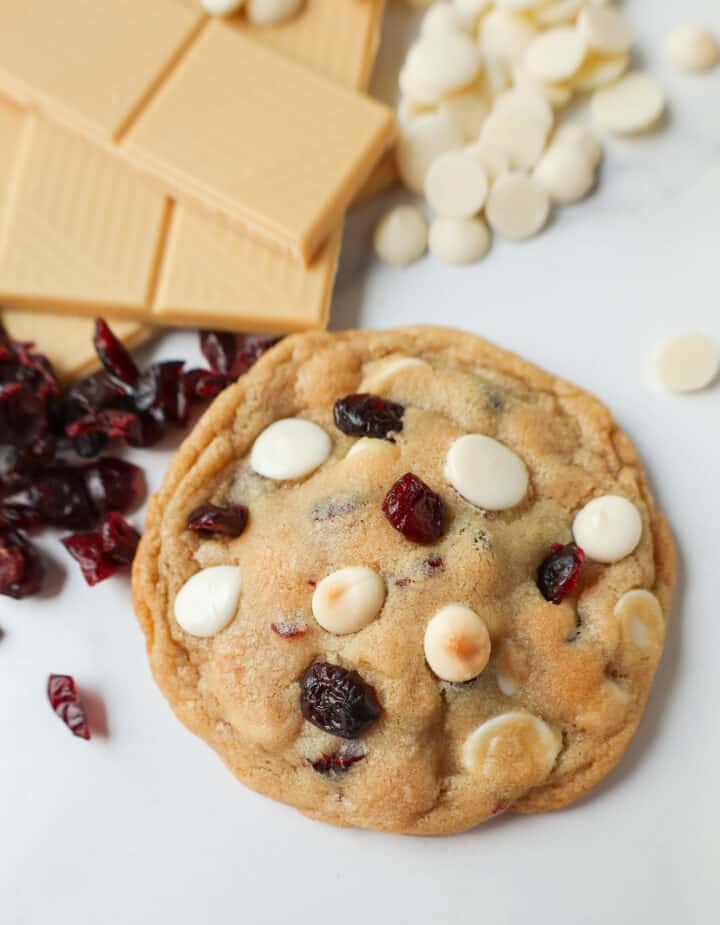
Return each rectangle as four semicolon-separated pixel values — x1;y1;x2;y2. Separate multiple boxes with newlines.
132;327;675;835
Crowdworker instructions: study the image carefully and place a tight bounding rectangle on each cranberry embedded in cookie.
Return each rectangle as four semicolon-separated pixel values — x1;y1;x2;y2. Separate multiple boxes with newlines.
300;662;382;739
333;393;404;439
537;543;585;604
382;472;446;544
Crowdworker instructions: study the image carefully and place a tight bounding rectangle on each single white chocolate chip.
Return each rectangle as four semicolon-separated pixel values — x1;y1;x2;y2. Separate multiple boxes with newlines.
573;52;629;91
429;216;491;264
202;0;246;14
373;205;428;266
425;151;489;218
462;712;561;788
246;0;303;25
481;10;538;68
362;356;430;392
397;110;466;194
486;172;550;240
573;495;643;564
468;139;511;180
346;438;400;461
577;6;633;55
614;589;665;653
525;27;588;83
250;418;331;480
553;123;604;169
440;86;490;140
445;434;529;509
495;85;554;132
591;73;666;135
479;107;550;170
312;567;386;635
452;0;493;30
174;566;242;637
534;143;595;204
667;26;719;72
424;604;491;682
399;32;482;105
654;334;720;393
534;0;584;28
421;2;465;37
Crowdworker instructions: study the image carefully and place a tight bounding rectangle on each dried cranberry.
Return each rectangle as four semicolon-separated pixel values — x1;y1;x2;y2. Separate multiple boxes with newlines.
5;468;96;530
300;661;382;739
61;372;132;425
184;368;233;401
125;410;165;448
47;674;91;740
72;432;108;459
0;434;56;492
66;409;143;444
93;319;139;388
85;458;144;516
333;393;404;440
0;383;46;444
271;620;307;639
382;473;445;545
0;530;44;598
99;513;140;565
62;531;117;586
310;751;366;775
134;361;188;426
537;543;585;604
235;335;281;375
186;503;248;537
200;330;238;376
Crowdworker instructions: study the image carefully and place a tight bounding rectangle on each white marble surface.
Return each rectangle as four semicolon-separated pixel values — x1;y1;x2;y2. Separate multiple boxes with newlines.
2;2;719;924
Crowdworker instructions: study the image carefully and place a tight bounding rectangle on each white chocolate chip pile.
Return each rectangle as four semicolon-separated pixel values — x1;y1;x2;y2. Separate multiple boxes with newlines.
201;0;304;25
377;0;673;266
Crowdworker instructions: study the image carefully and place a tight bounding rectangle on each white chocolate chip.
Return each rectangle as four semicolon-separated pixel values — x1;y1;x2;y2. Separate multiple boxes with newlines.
445;434;529;510
346;437;400;461
667;26;719;72
250;418;331;481
467;138;511;180
525;27;588;83
534;0;584;28
373;205;428;266
396;110;466;194
202;0;246;14
421;2;465;37
577;6;633;55
312;567;386;635
534;142;595;204
495;0;547;12
439;86;490;140
591;73;666;135
486;172;550;240
452;0;493;30
424;604;492;682
481;10;538;71
495;85;554;132
174;566;242;637
362;356;430;392
399;33;482;105
462;712;561;788
614;589;665;652
479;107;550;170
553;123;604;169
428;216;491;264
425;151;489;218
573;495;643;564
572;52;629;91
246;0;302;25
654;334;720;393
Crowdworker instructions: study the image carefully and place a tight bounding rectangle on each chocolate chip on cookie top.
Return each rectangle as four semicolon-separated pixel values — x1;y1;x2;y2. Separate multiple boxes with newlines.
134;328;674;835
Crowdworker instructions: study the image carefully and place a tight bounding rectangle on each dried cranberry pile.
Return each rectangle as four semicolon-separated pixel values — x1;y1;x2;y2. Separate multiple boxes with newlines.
0;319;278;598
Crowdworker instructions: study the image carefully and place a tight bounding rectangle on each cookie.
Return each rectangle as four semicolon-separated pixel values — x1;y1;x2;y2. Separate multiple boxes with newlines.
132;327;675;835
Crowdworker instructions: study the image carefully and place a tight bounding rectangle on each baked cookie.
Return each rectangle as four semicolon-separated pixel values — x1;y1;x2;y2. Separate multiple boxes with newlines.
132;327;675;835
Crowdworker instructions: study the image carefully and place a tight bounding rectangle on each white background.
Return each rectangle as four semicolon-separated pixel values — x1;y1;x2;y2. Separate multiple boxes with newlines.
2;2;719;923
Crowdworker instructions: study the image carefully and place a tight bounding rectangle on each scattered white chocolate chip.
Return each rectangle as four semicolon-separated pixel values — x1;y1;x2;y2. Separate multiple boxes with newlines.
573;495;643;564
534;142;595;204
246;0;302;25
654;334;720;393
525;27;588;83
667;26;719;72
445;434;529;510
346;437;400;460
614;589;665;652
174;566;242;637
396;110;466;194
425;151;489;217
486;172;550;239
462;712;561;789
424;604;491;682
399;32;482;105
312;567;386;635
373;205;428;266
250;418;331;480
591;73;666;135
577;6;632;55
553;123;604;169
572;52;629;91
202;0;245;14
428;216;491;264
